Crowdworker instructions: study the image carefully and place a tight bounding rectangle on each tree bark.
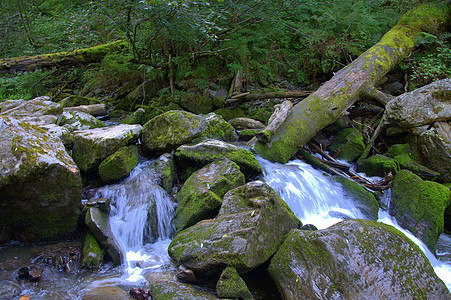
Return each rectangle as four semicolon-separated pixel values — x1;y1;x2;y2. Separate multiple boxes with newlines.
0;40;128;73
251;4;449;163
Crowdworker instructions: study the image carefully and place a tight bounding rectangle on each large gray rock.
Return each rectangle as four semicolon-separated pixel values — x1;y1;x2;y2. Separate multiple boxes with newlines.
411;121;451;182
72;124;141;173
85;207;122;264
98;145;139;183
201;113;238;142
175;140;262;177
389;170;450;253
216;266;254;300
141;110;205;154
173;159;245;233
0;96;62;117
268;220;449;300
63;103;108;117
168;181;300;274
39;124;74;149
0;116;82;243
57;110;105;132
384;79;451;131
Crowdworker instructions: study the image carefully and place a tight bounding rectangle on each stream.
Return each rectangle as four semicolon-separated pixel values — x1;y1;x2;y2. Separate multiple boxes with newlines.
0;156;450;299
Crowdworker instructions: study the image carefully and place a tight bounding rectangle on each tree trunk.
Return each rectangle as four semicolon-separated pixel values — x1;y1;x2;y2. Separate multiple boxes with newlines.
251;4;449;163
0;40;128;73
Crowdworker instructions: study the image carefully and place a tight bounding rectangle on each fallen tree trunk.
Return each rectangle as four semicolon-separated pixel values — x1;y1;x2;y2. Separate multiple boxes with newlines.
251;4;449;163
0;40;128;73
225;90;311;104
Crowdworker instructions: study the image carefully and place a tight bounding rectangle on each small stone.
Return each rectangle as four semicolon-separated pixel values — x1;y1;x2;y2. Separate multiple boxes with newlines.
18;266;43;282
176;269;197;283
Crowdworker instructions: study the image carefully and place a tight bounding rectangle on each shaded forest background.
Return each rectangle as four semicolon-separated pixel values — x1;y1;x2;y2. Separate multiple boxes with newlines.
0;0;449;111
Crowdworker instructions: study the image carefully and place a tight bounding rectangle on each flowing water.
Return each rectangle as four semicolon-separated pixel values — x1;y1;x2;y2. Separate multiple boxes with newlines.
1;156;450;298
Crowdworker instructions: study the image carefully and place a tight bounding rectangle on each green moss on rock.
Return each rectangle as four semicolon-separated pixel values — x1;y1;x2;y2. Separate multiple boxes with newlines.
98;145;139;183
216;266;254;300
357;154;400;177
329;128;365;162
82;231;104;269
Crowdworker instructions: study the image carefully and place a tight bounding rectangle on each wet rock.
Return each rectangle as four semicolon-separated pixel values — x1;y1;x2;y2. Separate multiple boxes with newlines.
18;266;43;282
328;128;365;162
175;140;262;177
82;232;103;269
300;224;318;231
168;181;300;274
216;266;254;300
268;220;449;300
384;79;451;131
98;145;139;183
148;153;177;192
179;93;215;114
81;285;133;300
0;279;21;299
176;269;197;283
36;241;82;273
129;288;150;300
85;198;111;214
332;176;379;221
57;111;105;132
238;129;260;141
0;96;62;117
145;271;217;300
201;113;238;142
173;159;245;233
85;207;123;264
228;117;265;130
0;116;82;243
141;110;205;154
63;103;108;117
72;124;141;173
389;170;451;253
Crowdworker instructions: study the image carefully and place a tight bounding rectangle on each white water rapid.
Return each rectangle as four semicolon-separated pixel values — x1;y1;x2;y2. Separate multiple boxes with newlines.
259;157;451;291
95;159;176;282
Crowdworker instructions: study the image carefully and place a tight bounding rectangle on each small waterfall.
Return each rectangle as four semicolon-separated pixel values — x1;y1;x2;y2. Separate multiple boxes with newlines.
259;157;366;228
95;160;176;281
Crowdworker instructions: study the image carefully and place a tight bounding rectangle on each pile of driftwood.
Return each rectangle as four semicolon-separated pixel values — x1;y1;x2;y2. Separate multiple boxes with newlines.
298;142;393;193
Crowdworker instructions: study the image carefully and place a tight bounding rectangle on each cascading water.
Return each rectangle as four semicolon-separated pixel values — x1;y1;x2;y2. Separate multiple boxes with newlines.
259;156;451;291
95;159;176;282
258;157;366;229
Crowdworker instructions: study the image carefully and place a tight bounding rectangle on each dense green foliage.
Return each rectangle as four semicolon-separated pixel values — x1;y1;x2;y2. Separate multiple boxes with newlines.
0;0;448;104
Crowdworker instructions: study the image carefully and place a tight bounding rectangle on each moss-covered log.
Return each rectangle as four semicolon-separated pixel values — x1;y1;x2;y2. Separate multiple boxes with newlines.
0;40;128;73
252;4;449;163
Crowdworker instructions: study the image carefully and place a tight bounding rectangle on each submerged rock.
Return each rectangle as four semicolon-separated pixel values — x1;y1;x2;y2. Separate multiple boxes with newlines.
173;159;245;233
175;139;262;177
389;170;450;253
168;181;300;274
72;124;141;173
268;219;449;300
0;116;82;243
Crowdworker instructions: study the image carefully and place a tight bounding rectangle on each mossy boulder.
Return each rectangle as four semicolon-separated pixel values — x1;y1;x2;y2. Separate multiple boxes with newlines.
147;153;177;192
214;107;246;121
123;80;160;110
58;95;100;108
357;154;400;177
168;181;301;274
179;93;215;114
328;128;365;162
268;220;449;300
393;154;440;181
120;107;146;125
0;116;82;243
98;145;139;183
57;111;105;132
200;113;238;142
389;170;451;253
82;231;104;269
85;207;122;264
385;143;420;161
0;99;26;112
238;129;260;141
173;159;245;233
175;140;262;178
332;176;379;220
216;266;254;300
141;110;205;154
145;271;217;300
72;124;142;173
40;124;74;149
